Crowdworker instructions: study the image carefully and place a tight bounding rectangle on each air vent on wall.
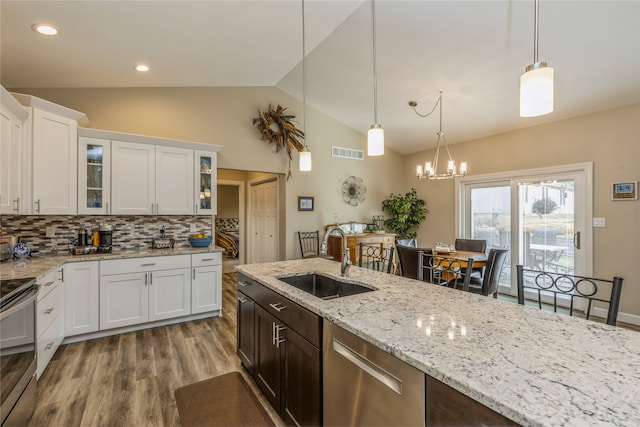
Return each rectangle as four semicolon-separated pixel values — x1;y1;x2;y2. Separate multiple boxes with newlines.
332;146;364;160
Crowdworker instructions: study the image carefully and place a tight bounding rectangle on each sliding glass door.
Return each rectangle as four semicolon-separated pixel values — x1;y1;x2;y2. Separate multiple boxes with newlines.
457;164;592;297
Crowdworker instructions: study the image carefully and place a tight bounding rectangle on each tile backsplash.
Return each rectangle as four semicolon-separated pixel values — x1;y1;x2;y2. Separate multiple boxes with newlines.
0;215;212;255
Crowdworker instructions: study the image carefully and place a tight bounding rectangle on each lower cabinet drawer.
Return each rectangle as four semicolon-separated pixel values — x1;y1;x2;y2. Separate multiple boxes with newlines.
37;282;64;337
37;311;64;379
101;255;190;275
192;252;222;267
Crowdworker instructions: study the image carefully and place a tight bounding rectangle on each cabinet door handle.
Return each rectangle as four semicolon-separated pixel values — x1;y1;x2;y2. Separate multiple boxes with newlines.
43;281;54;287
35;199;41;213
141;263;156;267
106;201;109;214
59;268;64;282
44;341;54;350
269;302;287;312
238;295;248;304
201;258;214;261
272;322;276;345
275;324;287;348
13;197;20;212
193;268;196;280
45;308;54;314
149;272;153;285
238;281;250;288
144;273;148;286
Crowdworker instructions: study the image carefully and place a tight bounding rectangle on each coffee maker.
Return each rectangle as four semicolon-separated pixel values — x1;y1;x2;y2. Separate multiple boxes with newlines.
98;223;113;253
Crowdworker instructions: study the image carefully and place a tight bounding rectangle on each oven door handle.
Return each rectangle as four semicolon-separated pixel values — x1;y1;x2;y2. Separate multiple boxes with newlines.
0;289;37;321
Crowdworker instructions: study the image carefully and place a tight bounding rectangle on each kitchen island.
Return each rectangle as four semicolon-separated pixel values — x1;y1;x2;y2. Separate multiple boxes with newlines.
237;258;640;427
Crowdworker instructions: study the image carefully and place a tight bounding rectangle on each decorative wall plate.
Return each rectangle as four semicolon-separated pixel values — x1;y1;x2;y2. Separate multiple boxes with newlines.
341;176;366;206
12;242;30;258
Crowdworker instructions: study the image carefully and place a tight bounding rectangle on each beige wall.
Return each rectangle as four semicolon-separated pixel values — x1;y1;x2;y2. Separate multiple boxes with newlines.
216;185;240;218
404;104;640;320
13;87;406;261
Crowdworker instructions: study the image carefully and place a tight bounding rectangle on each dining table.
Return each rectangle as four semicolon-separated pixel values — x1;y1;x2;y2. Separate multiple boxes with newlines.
431;249;488;289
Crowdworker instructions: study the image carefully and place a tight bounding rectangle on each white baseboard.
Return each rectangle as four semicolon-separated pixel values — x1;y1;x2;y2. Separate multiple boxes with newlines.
592;307;640;326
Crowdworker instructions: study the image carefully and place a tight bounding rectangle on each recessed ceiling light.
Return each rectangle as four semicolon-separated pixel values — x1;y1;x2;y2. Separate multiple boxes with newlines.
134;65;150;72
31;24;58;36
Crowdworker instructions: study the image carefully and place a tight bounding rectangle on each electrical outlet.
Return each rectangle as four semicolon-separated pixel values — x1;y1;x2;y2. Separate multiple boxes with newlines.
45;226;56;238
190;224;197;232
593;217;606;227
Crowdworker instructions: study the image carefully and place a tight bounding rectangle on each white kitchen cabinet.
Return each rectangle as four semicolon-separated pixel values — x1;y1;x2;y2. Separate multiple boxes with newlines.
195;150;217;215
64;261;100;336
149;268;191;321
111;140;155;215
0;87;28;214
191;252;222;314
11;93;88;215
36;267;65;379
111;141;194;215
156;146;194;215
78;137;111;215
99;255;191;330
100;271;148;329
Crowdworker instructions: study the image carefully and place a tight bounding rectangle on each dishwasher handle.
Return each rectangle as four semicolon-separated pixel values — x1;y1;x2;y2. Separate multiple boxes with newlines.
332;338;403;395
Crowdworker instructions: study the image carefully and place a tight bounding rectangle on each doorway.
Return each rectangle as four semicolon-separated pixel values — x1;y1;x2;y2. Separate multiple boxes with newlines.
216;180;244;273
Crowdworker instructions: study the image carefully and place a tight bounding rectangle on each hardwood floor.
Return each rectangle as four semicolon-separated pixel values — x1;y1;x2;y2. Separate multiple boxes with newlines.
29;272;282;427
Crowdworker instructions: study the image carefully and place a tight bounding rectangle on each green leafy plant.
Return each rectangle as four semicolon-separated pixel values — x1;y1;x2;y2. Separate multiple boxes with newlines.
381;188;427;239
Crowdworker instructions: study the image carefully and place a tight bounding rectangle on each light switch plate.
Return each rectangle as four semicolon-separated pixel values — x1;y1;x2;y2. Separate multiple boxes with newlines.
45;226;56;238
593;217;606;227
190;224;197;232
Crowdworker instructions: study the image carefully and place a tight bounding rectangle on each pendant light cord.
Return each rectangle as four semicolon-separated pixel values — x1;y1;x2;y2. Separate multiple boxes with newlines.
372;0;378;124
533;0;540;63
301;0;308;150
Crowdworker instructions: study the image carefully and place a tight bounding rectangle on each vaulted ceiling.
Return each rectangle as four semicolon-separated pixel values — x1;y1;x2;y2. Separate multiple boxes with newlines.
2;1;638;154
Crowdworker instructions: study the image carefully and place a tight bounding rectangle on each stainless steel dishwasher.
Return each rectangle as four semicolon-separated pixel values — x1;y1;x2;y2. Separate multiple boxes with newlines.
323;320;425;426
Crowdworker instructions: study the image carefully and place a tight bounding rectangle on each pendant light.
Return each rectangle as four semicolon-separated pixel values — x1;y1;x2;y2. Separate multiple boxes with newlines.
413;92;467;180
367;0;384;156
520;0;554;117
299;0;312;171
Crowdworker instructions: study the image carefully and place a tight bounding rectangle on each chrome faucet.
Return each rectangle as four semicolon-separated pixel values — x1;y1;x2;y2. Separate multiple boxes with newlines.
320;226;351;277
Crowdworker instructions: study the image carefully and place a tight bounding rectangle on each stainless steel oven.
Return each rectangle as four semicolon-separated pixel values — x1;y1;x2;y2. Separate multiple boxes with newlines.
0;277;37;426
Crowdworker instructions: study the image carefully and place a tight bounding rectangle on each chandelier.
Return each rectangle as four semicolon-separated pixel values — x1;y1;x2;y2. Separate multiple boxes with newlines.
412;91;467;180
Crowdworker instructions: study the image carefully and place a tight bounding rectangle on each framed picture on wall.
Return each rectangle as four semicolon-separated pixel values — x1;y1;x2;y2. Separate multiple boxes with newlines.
298;196;314;211
611;181;637;200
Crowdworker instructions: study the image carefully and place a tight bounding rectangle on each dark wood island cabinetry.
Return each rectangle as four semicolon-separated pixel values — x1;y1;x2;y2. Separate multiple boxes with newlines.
237;273;321;426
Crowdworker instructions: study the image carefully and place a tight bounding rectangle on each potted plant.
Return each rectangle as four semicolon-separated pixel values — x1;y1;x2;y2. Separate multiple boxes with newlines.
381;188;427;239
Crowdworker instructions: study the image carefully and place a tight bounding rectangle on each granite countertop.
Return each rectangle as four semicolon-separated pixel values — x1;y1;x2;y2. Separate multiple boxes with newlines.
0;246;224;281
237;258;640;427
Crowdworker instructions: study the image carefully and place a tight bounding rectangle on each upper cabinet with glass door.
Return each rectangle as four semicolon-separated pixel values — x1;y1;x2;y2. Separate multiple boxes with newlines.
78;136;110;214
195;150;217;215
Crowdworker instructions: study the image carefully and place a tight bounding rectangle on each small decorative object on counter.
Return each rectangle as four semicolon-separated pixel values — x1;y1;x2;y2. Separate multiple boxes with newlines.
189;233;212;248
153;226;175;249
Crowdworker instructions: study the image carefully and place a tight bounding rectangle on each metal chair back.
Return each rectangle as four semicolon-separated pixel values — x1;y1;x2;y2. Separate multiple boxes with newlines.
358;243;395;274
516;265;623;326
418;251;474;290
298;231;320;258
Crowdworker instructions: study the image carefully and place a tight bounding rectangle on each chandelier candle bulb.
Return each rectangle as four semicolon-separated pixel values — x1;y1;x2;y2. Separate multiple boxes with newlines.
460;162;468;174
416;165;423;176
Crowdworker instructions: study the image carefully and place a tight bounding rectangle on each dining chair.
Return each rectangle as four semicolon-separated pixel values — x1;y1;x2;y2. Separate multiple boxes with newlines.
467;248;509;297
454;238;487;253
417;251;473;289
396;245;429;279
395;238;418;248
298;231;321;258
515;265;624;326
454;238;487;278
358;243;395;274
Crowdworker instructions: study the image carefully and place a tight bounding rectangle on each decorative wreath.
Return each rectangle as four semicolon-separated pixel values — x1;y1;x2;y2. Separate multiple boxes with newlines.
252;104;305;180
341;176;366;206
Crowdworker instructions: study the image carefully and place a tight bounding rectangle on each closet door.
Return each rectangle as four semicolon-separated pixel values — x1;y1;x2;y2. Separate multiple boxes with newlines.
249;179;279;263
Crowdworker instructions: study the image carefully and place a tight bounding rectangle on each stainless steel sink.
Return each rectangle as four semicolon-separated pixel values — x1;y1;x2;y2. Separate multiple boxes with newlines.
278;274;375;300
